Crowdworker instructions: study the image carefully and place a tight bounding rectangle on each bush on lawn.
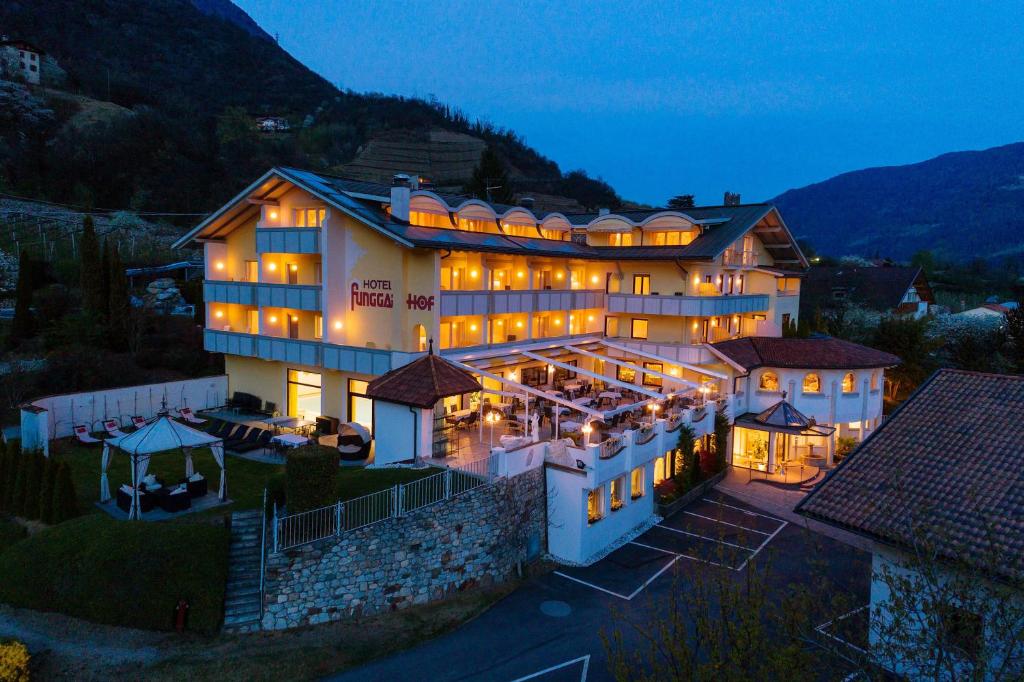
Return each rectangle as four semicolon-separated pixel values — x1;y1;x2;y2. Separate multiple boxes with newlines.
712;411;730;474
0;639;30;682
0;448;15;512
0;515;229;633
10;454;28;517
50;462;78;524
38;457;58;524
0;519;27;554
20;452;44;520
286;445;338;514
265;472;286;515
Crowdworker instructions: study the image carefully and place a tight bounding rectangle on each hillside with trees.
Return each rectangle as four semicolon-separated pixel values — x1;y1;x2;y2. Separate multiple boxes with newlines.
0;0;621;216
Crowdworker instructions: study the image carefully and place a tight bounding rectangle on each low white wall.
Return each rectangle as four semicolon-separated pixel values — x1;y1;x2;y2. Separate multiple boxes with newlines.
20;376;228;453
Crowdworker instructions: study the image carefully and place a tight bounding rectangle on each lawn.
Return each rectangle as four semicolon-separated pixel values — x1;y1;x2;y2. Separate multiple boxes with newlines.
49;438;439;518
0;514;229;633
0;517;26;553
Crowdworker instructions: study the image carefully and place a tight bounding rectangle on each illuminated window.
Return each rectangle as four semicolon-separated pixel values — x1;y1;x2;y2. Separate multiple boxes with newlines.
587;486;604;524
642;362;663;387
630;318;648;340
610;477;625;511
870;371;880;391
287;370;321;421
630;466;644;499
414;324;428;352
759;371;780;392
649;231;693;246
609;232;634;246
457;217;493;233
842;372;856;393
314;314;323;339
616;365;636;383
410;210;452;228
803;373;821;394
348;379;374;435
244;260;258;282
540;229;567;241
294;207;326;227
632;275;651;295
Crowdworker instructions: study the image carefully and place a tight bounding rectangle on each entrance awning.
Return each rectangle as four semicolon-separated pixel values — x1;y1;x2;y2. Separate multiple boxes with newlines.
734;399;836;437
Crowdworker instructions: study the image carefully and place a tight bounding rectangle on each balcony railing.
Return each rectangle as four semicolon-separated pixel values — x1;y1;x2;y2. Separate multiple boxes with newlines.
204;281;321;311
255;227;320;254
204;329;414;375
606;292;769;317
722;250;758;267
440;289;604;317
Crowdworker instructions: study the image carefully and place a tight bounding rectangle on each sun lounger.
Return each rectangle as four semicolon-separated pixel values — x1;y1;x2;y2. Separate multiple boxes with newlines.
178;407;206;424
102;419;129;439
224;426;252;450
231;428;267;453
131;415;147;430
73;424;103;446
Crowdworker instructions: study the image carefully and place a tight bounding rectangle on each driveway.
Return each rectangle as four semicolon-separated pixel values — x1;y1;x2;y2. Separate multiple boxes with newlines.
329;490;870;682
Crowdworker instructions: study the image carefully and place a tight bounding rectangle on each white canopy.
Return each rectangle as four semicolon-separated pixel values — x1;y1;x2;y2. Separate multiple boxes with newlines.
100;415;225;519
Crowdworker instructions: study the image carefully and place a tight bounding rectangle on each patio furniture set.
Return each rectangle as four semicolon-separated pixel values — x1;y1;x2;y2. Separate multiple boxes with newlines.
114;473;209;514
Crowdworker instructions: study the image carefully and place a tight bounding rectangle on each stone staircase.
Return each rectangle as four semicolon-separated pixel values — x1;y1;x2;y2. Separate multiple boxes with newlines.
223;509;263;633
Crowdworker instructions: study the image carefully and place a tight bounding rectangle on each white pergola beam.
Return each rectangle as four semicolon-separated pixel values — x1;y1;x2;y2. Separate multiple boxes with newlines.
448;359;603;419
519;350;663;400
570;346;697;391
598;339;729;380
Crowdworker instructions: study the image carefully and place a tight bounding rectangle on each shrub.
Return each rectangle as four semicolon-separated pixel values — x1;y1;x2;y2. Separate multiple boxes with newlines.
0;449;14;512
20;452;44;520
265;472;286;515
38;457;58;524
285;445;339;514
673;425;696;489
713;411;730;474
0;639;30;682
10;454;28;518
0;440;7;510
685;443;702;490
0;515;229;633
51;462;79;524
0;519;27;553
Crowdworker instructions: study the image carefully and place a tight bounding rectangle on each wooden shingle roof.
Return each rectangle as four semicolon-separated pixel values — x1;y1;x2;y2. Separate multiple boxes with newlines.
366;350;481;409
709;336;900;372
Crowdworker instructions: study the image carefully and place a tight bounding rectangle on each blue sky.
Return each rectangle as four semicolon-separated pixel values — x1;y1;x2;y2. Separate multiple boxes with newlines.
236;0;1024;206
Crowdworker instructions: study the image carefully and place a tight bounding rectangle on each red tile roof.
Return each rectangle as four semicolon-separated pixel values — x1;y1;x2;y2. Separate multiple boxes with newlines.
366;352;481;408
796;369;1024;581
709;336;900;371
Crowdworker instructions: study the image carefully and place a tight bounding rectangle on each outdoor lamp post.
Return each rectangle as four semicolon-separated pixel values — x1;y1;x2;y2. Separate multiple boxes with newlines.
648;403;660;424
486;411;499;449
582;422;593;445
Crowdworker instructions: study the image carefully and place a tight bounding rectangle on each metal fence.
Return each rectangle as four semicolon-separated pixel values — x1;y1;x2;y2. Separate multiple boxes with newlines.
272;455;497;552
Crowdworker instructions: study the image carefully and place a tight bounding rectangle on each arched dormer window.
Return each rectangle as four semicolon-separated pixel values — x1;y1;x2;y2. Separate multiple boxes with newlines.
842;372;856;393
759;371;779;392
414;324;427;352
803;373;821;394
870;371;880;391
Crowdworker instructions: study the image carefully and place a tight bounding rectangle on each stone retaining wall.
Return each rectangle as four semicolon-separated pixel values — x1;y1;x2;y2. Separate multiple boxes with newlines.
261;467;545;630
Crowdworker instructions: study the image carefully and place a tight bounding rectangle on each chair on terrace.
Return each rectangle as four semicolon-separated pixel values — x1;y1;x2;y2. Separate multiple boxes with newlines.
177;407;206;425
102;419;129;439
131;415;148;430
73;424;103;446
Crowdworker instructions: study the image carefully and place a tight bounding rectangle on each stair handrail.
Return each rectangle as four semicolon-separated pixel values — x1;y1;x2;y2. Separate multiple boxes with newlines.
259;488;268;623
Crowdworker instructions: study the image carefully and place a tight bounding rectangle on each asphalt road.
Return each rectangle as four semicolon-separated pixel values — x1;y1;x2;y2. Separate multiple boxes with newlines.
330;490;870;682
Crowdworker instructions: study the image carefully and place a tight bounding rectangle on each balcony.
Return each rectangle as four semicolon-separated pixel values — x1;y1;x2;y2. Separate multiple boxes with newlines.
204;329;414;375
204;281;322;311
722;250;758;267
440;289;604;317
256;227;320;254
606;292;769;317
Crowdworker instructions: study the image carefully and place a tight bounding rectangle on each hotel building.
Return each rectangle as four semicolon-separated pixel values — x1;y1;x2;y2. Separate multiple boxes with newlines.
176;167;897;564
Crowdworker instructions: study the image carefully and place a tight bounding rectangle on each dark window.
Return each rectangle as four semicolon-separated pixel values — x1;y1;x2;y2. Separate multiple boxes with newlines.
553;360;577;382
521;366;547;387
940;605;983;662
782;313;791;328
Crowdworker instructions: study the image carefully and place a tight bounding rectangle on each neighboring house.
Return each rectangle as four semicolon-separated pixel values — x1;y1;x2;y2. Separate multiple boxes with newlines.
256;116;290;133
0;37;42;85
797;369;1024;679
800;265;934;320
953;301;1018;320
707;336;898;470
173;166;892;564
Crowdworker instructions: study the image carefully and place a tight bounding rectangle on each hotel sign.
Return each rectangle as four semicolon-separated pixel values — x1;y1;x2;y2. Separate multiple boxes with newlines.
351;279;394;310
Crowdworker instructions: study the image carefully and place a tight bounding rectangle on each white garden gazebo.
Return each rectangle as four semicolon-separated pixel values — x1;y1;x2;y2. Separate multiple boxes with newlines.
99;415;226;519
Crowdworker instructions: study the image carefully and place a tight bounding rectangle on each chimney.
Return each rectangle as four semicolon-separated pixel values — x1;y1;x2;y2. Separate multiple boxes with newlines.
723;191;741;206
598;208;610;216
390;174;411;222
518;196;535;210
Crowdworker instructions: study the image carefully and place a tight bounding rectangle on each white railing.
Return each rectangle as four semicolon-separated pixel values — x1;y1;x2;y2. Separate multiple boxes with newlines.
723;249;758;267
272;456;497;552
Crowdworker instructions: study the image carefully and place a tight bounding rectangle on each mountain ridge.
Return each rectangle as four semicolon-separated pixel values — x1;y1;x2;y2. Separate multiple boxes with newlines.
770;142;1024;262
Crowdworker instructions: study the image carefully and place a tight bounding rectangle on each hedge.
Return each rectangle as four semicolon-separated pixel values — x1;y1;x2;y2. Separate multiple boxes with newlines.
0;519;26;554
286;445;339;513
0;515;229;633
21;452;44;520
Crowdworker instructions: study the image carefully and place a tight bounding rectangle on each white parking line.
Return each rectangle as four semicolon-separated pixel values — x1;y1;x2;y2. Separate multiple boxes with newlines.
815;605;869;655
551;571;631;600
701;497;786;523
734;519;788;571
629;540;734;570
553;547;679;601
683;510;772;535
510;654;591;681
655;523;754;551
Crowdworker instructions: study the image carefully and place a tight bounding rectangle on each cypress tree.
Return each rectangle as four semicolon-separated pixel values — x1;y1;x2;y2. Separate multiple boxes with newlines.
99;239;112;321
107;244;132;350
0;448;14;512
0;439;7;511
21;451;43;520
465;147;514;204
51;461;79;524
80;215;105;318
11;453;28;518
8;250;35;348
38;456;58;524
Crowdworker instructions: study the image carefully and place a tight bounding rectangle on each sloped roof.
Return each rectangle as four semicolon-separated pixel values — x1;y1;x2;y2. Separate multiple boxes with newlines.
366;350;481;408
799;265;932;316
106;415;220;455
735;399;835;435
709;336;900;372
796;369;1024;581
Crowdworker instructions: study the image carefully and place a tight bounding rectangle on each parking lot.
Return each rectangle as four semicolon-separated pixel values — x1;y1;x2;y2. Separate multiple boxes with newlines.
553;494;788;600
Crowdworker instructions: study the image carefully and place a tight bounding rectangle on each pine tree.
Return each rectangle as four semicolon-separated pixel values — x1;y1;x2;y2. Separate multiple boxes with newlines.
80;215;105;318
51;461;79;524
465;147;514;204
38;456;58;524
8;250;35;348
21;451;43;520
107;244;133;350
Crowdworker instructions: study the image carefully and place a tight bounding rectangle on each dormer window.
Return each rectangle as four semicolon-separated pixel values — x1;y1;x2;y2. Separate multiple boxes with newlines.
803;373;821;394
295;207;326;227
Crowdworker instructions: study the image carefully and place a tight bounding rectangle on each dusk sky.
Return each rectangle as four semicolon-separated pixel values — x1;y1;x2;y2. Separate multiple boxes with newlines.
236;1;1024;206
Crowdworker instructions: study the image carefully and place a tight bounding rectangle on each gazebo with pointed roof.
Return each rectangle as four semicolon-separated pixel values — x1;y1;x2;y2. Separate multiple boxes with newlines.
738;399;836;437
